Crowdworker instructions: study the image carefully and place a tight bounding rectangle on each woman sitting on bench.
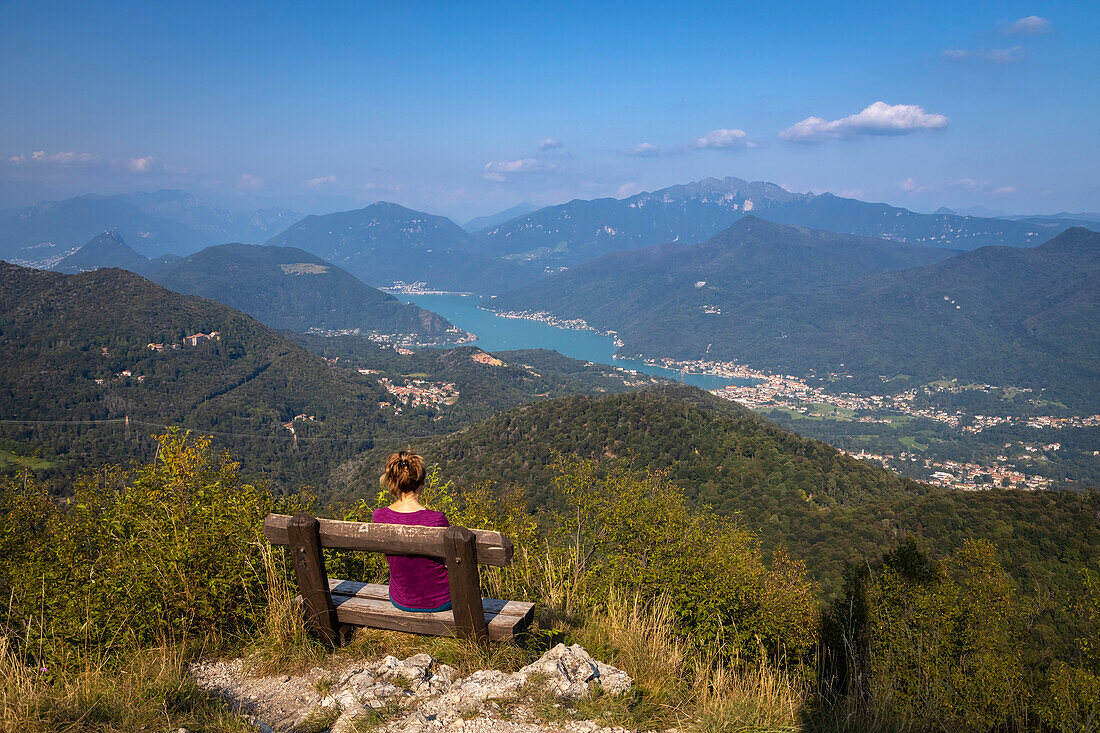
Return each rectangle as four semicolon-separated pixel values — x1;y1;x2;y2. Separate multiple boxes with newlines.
372;450;452;613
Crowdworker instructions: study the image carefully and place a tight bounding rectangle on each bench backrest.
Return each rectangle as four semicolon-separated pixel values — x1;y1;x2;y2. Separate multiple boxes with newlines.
262;513;514;566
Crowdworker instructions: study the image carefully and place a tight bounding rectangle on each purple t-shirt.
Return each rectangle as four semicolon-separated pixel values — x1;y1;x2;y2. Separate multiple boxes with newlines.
372;506;451;610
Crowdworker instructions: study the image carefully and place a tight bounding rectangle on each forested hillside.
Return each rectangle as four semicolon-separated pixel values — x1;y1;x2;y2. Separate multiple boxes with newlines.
0;262;669;486
293;335;664;433
486;215;955;357
334;385;1099;608
490;224;1100;412
144;243;462;342
0;262;394;484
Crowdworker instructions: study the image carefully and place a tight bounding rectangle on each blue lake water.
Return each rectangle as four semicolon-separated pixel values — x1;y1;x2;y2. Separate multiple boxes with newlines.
399;293;756;390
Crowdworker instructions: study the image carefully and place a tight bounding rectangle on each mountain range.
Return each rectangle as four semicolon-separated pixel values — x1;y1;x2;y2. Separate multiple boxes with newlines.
266;201;538;294
50;232;462;343
475;177;1087;268
487;215;957;354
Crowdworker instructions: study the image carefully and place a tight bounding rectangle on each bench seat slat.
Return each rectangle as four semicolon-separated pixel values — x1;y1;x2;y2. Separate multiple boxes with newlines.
324;579;535;642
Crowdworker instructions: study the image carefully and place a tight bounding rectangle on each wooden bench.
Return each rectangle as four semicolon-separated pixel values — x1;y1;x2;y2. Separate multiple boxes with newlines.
263;513;535;645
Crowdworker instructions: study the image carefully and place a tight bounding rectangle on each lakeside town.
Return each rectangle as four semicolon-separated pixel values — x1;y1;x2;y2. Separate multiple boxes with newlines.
638;355;1097;491
305;325;475;348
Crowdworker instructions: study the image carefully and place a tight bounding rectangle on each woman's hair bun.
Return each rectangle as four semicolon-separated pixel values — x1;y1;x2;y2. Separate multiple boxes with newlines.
384;450;425;498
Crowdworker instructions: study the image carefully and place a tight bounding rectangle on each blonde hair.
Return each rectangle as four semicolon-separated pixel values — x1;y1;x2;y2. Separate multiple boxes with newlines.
383;450;426;498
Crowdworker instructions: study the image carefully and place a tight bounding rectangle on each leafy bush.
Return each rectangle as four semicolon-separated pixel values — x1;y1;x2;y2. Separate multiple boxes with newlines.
0;430;299;665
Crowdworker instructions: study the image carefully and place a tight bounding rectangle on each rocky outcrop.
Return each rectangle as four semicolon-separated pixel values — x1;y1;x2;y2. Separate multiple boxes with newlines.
191;644;632;733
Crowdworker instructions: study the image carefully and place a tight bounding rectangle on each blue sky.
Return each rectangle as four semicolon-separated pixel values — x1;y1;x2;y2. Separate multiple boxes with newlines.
0;0;1096;220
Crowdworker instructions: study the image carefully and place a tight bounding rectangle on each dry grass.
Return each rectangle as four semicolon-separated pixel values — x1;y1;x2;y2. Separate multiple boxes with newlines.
689;648;804;732
568;589;808;732
0;635;250;733
244;544;328;674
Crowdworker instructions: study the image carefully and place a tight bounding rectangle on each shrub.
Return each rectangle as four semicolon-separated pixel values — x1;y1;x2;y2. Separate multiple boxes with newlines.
0;430;297;665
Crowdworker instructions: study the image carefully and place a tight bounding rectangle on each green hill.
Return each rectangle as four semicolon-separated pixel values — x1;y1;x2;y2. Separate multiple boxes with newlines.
266;201;537;294
489;222;1100;411
145;243;464;343
333;384;1099;598
292;336;666;435
0;262;396;485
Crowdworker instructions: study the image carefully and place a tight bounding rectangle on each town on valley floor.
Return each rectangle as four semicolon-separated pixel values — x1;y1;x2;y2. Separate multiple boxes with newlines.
645;356;1097;492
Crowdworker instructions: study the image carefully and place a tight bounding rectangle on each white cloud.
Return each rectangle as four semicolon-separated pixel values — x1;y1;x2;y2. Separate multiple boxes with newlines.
943;46;1024;63
779;102;948;142
1002;15;1050;35
953;178;1016;194
482;158;552;181
899;178;934;194
626;142;659;157
128;156;154;173
693;128;750;150
537;138;562;151
237;173;264;191
617;182;641;197
8;150;101;166
304;174;337;188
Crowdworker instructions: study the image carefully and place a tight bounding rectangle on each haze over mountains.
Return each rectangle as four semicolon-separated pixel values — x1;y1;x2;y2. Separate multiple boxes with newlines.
0;190;298;266
4;176;1098;407
462;203;540;233
475;177;1083;268
4;178;1095;293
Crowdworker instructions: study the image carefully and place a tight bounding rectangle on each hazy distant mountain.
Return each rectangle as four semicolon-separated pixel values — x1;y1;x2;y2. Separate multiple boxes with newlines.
0;194;202;265
145;243;461;341
476;177;1080;268
0;190;305;267
464;203;540;233
488;215;956;354
266;201;537;294
54;230;149;273
116;190;301;243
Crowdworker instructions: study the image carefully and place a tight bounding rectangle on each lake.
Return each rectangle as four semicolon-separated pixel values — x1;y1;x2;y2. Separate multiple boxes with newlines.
399;293;756;390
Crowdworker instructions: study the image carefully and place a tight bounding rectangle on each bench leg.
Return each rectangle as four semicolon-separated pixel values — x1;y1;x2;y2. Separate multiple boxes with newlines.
444;526;489;644
288;512;340;646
